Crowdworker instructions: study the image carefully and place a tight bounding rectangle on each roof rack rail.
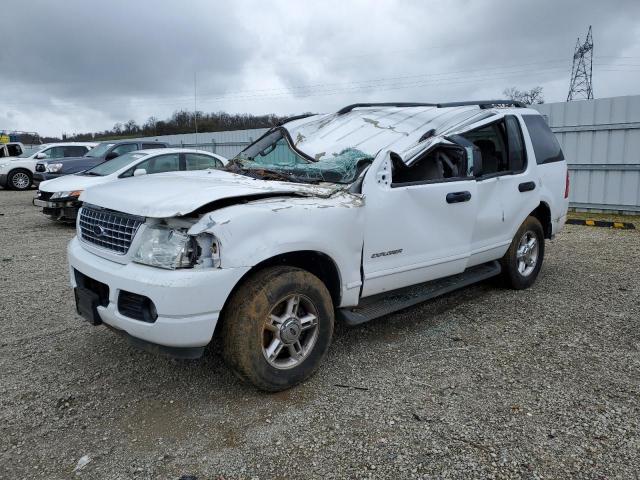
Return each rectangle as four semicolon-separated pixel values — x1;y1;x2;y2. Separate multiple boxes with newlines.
277;113;316;126
436;100;526;109
337;102;437;115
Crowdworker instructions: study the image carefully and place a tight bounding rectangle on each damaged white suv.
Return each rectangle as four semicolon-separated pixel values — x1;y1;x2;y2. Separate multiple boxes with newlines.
68;101;569;391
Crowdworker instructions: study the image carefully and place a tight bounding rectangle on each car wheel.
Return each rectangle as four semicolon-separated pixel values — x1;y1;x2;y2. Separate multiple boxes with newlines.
222;266;334;391
500;216;545;290
8;169;32;190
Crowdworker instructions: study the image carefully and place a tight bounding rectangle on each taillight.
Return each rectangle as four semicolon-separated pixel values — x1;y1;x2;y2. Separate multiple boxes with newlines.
564;169;570;199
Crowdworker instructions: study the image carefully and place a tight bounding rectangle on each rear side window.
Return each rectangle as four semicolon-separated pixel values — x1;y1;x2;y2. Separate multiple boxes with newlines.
522;115;564;164
185;153;223;170
142;143;166;149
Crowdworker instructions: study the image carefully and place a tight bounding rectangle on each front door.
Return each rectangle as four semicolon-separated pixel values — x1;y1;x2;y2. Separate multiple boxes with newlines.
361;149;478;297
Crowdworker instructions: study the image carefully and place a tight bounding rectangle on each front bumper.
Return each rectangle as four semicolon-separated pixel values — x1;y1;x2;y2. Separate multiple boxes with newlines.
33;198;80;220
67;237;250;348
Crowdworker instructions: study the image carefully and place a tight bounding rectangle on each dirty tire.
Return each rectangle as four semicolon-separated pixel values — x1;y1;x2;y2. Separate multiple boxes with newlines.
221;266;334;392
8;169;32;190
500;215;545;290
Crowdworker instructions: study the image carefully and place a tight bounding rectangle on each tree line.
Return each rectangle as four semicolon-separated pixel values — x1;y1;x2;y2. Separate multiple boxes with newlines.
41;110;293;143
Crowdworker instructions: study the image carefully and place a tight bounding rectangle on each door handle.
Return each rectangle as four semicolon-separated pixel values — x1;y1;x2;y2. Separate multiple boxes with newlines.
446;191;472;203
518;181;536;192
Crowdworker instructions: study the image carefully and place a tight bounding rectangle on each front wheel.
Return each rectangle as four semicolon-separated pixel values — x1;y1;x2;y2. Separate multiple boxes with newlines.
8;169;32;190
221;266;334;391
499;216;545;290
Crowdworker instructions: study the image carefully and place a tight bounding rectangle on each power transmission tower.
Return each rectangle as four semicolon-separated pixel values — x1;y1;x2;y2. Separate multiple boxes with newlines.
567;26;594;101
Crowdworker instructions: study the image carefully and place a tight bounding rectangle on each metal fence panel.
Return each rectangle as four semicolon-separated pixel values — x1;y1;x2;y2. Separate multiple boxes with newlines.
534;95;640;212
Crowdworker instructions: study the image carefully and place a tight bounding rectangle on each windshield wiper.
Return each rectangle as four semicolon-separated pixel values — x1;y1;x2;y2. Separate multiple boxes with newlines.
81;172;103;176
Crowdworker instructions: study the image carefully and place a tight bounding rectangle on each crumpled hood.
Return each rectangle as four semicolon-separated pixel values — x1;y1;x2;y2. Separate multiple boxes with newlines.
80;169;339;218
39;173;108;193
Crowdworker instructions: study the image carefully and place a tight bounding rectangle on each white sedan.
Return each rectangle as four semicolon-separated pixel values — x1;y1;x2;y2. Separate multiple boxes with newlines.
34;148;227;222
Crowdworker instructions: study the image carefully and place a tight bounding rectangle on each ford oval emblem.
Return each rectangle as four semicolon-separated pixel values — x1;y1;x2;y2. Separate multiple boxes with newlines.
93;225;105;237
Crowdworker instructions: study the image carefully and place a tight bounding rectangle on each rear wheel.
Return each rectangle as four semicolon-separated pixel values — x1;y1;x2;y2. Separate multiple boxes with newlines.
221;266;334;391
8;169;32;190
499;216;545;289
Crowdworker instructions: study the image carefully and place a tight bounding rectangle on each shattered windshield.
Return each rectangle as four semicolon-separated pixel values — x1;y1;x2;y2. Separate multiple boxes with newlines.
226;129;372;184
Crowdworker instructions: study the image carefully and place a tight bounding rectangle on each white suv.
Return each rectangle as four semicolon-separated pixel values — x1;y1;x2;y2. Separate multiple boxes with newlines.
68;101;569;391
0;142;97;190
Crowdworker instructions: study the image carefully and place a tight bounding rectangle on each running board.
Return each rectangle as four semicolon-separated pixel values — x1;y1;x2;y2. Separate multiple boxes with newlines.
338;261;501;326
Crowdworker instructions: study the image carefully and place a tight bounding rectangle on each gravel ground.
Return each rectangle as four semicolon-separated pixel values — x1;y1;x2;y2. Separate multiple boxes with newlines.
1;189;639;480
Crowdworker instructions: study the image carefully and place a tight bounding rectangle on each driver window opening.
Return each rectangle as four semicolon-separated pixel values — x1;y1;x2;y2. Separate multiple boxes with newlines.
391;146;467;186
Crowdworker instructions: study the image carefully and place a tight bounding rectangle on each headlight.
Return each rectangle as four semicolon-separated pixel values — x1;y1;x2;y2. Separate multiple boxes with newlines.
46;163;64;173
51;190;83;199
132;225;221;270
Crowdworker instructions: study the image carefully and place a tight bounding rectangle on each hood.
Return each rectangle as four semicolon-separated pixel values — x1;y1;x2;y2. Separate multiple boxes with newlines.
37;155;89;165
80;169;339;218
39;173;108;193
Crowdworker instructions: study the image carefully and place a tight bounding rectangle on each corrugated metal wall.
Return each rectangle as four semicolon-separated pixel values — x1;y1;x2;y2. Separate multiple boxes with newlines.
129;128;268;159
534;96;640;213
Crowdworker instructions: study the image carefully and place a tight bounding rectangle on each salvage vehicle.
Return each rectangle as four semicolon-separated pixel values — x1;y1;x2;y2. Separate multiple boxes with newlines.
68;101;569;391
34;149;227;222
0;143;96;190
33;140;169;186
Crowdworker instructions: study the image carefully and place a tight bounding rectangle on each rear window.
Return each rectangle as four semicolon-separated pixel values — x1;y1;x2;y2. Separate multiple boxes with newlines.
522;115;564;164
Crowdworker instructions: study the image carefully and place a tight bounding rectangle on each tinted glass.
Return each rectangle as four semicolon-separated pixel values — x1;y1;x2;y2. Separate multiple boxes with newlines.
505;115;527;172
142;143;166;149
63;146;89;157
135;153;180;174
522;115;564;164
7;144;22;156
185;153;222;170
111;143;138;156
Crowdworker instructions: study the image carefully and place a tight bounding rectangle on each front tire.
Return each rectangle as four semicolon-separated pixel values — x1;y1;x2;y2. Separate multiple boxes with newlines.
499;216;545;290
8;169;32;190
221;266;334;391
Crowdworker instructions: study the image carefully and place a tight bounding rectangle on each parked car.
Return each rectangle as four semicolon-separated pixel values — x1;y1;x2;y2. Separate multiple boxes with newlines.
34;149;227;222
68;101;569;391
0;142;25;158
33;140;170;186
0;143;97;190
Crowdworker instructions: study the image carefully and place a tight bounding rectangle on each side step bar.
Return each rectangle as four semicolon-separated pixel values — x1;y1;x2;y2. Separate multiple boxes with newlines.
338;261;501;326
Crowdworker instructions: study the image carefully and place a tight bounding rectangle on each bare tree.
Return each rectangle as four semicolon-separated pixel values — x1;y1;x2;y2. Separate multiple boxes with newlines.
503;86;544;105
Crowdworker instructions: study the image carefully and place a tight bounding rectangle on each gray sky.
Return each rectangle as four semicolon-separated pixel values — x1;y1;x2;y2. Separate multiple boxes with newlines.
2;0;640;136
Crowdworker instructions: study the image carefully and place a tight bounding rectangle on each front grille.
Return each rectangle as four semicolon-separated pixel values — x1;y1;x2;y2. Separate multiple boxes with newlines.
35;163;46;172
38;190;53;201
79;204;143;254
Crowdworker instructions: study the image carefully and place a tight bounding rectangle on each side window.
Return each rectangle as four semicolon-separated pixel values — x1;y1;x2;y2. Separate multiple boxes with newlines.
461;123;508;176
522;115;564;164
63;146;89;157
185;153;223;170
391;147;467;186
111;143;138;156
135;153;180;174
504;116;527;173
42;146;66;159
142;143;166;149
7;144;22;156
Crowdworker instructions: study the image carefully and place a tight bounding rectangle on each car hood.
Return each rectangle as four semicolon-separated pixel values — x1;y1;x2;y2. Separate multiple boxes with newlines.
39;173;110;193
80;169;340;218
37;155;91;165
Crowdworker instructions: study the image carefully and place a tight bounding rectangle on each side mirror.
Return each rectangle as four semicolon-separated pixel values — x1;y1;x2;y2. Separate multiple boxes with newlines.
133;168;147;177
105;151;119;160
35;152;47;159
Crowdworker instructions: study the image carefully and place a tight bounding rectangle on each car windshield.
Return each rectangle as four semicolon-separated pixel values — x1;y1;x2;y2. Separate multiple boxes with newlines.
82;151;149;176
85;143;115;158
227;129;372;184
18;145;50;158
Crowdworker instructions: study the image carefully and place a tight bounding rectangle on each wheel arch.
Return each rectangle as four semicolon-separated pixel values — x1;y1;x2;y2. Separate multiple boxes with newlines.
216;250;342;334
530;201;552;239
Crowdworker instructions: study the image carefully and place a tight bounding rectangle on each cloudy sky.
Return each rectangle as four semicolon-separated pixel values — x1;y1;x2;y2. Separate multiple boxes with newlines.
2;0;640;136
